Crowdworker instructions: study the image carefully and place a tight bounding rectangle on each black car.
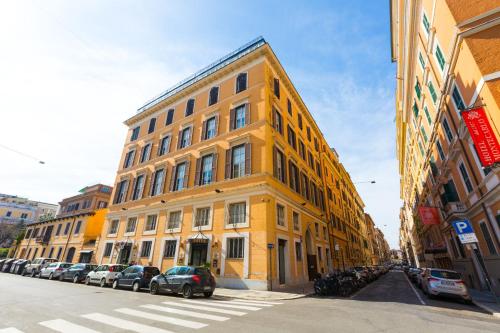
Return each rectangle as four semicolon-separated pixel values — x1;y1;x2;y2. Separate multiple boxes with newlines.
59;263;97;283
0;259;7;271
1;259;17;272
150;266;216;298
112;265;160;292
13;259;30;275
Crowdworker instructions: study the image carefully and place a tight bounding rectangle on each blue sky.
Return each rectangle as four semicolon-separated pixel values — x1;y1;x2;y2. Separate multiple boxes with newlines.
0;0;400;247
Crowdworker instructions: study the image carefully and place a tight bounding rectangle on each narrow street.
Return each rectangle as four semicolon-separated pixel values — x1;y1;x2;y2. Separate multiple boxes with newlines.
1;271;499;333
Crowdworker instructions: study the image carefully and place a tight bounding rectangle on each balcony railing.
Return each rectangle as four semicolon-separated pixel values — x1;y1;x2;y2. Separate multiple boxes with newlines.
444;202;466;215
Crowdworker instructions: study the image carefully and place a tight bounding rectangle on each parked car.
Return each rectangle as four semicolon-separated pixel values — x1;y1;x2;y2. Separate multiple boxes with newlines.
9;259;23;273
417;268;428;289
421;268;472;304
85;264;128;287
23;258;58;277
408;268;422;283
0;259;7;271
1;259;17;272
12;259;30;275
149;266;216;298
59;263;97;283
112;265;160;292
39;262;72;280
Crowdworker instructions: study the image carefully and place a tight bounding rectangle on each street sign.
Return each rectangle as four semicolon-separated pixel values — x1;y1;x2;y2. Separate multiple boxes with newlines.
267;243;274;249
334;244;340;251
451;219;478;244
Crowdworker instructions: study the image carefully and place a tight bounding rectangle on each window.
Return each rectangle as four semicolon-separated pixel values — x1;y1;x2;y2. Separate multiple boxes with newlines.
165;109;174;126
301;173;310;200
108;219;119;235
25;229;32;239
228;202;246;225
287;99;292;115
452;86;465;111
126;217;137;233
317;246;322;260
208;86;219;106
306;127;311;141
131;126;140;141
179;127;192;149
113;179;129;204
158;136;171;156
164;240;177;258
151;168;165;196
62;223;70;235
459;163;473;193
140;241;152;257
315;161;322;178
74;221;82;234
418;142;425;157
203;116;217;140
314;138;319;152
415;80;421;99
274;147;286;183
436;140;445;160
422;12;430;34
56;224;62;236
428;81;437;104
273;78;280;98
323;226;327;240
298;113;303;129
173;162;187;191
276;204;285;227
56;247;62;259
194;207;210;227
185;98;195;117
424;106;432;125
310;182;318;206
298;140;306;160
418;52;426;70
231;104;248;130
289;161;300;193
167;211;182;230
148;118;156;134
420;126;428;143
413;101;419;118
123;150;135;168
287;125;297;150
229;144;248;179
442;118;453;142
308;151;314;169
295;242;302;261
236;73;247;93
199;154;214;185
435;44;446;71
479;222;497;255
140;143;152;163
143;215;156;232
273;108;283;134
131;174;145;200
293;211;300;231
4;211;12;217
103;243;113;257
227;237;244;259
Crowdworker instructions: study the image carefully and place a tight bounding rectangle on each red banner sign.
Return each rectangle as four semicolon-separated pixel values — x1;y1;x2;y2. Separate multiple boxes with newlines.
462;107;500;168
418;206;441;225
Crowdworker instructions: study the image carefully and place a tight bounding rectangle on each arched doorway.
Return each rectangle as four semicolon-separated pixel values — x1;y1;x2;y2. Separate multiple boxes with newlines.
66;247;76;263
305;229;317;280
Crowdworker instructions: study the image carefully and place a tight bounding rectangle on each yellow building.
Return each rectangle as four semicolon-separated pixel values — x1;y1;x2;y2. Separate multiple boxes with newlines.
16;185;111;263
391;0;500;294
97;37;374;290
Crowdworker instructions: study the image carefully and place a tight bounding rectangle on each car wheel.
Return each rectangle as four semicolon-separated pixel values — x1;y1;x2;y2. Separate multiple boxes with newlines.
100;278;106;288
48;273;54;280
59;274;64;281
112;280;119;289
38;272;43;279
203;291;213;298
85;277;91;285
73;275;80;284
132;281;140;292
182;285;193;299
150;282;159;295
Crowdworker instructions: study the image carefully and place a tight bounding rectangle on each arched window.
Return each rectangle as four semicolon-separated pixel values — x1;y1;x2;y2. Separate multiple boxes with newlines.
236;73;247;93
66;247;76;263
208;87;219;106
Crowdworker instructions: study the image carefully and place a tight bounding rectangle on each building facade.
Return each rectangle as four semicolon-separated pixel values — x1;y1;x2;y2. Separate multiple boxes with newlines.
391;0;500;294
0;194;58;225
96;37;387;290
15;185;112;264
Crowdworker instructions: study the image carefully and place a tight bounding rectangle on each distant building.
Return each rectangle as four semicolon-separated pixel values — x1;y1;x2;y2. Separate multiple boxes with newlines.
0;194;58;225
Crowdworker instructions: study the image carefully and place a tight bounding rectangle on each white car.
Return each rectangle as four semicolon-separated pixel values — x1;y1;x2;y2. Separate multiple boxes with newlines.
39;262;72;280
421;268;472;304
85;264;128;287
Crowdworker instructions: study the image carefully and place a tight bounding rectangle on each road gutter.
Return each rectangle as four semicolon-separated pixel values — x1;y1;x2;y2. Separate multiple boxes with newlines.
402;272;426;305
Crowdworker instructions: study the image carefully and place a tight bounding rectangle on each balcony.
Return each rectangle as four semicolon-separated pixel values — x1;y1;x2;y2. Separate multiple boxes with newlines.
443;202;466;218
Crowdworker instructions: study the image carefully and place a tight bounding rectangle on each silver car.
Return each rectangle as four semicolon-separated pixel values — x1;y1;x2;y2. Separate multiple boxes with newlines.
421;268;472;304
85;264;128;287
23;257;58;277
39;262;72;280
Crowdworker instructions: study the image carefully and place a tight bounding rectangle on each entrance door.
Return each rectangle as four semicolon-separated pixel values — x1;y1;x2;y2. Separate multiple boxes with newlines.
307;255;318;280
189;243;208;266
278;239;287;285
118;244;131;265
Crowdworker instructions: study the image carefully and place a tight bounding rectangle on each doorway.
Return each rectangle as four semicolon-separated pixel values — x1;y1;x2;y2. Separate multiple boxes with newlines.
305;229;317;280
66;247;75;263
189;241;208;266
278;239;287;285
118;244;131;265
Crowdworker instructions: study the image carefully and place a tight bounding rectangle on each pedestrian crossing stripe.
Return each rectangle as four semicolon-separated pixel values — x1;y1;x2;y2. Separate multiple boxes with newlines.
224;299;283;305
214;300;274;307
182;299;261;311
161;301;247;316
81;313;174;333
140;304;230;321
0;328;24;333
114;308;207;329
39;319;101;333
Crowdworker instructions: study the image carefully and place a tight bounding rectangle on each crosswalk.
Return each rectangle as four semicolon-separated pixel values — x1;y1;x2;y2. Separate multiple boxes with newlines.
0;298;283;333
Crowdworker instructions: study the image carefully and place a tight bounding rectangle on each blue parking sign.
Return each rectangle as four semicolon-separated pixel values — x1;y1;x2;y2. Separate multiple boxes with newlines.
451;220;474;235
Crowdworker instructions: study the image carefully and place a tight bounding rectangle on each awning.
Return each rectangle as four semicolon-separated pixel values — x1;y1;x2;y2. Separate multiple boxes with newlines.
79;250;93;254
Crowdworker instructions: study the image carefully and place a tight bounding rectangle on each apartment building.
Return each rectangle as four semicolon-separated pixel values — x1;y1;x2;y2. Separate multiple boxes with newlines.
391;0;500;294
15;185;112;263
0;194;58;225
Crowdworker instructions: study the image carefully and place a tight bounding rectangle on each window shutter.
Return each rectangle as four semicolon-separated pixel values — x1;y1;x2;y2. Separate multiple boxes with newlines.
201;120;207;141
229;108;235;131
177;130;182;149
156;140;162;156
271;107;276;128
141;175;148;198
187;128;192;146
212;153;218;182
160;169;167;194
214;114;220;137
245;103;250;125
225;148;232;179
296;166;301;194
122;179;130;202
183;160;190;189
245;143;252;176
169;166;177;192
282;154;287;184
288;160;293;189
194;158;202;186
273;146;278;178
149;171;156;196
166;137;171;154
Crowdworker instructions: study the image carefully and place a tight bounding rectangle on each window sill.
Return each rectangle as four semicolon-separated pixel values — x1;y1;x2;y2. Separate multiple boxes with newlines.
224;223;249;229
165;228;182;234
143;230;157;236
191;225;212;232
124;232;136;237
106;234;117;238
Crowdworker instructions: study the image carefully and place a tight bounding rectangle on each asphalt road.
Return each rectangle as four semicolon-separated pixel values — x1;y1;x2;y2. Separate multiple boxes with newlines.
0;270;499;333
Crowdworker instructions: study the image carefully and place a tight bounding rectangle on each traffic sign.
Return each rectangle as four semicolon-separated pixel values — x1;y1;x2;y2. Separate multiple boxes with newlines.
267;243;274;249
452;219;478;244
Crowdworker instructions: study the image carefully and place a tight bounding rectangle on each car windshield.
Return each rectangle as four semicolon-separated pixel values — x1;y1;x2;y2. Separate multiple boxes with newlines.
431;270;461;280
194;267;210;275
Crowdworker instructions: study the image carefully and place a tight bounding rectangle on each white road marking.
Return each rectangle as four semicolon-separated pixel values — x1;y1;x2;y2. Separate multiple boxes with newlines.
81;313;174;333
226;299;283;305
39;319;101;333
114;308;207;329
182;300;261;311
216;300;274;307
403;272;426;305
161;301;247;316
141;304;229;321
0;328;24;333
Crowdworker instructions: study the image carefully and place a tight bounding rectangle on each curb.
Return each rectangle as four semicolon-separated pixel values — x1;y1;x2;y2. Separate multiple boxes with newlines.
472;300;500;319
213;291;311;301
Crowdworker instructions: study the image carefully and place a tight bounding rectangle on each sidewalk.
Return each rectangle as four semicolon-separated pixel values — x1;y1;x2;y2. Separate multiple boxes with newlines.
213;282;315;301
470;289;500;318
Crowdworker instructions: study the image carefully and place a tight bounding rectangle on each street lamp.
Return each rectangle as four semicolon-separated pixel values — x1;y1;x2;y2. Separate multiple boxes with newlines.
354;180;376;184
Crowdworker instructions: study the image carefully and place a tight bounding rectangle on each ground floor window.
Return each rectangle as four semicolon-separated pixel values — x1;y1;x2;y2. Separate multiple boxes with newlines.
227;237;244;259
164;240;177;258
140;241;152;257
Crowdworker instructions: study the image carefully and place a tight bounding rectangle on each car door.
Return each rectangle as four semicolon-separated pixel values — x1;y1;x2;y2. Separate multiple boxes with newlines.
160;267;178;292
96;265;106;282
173;267;190;292
120;266;135;286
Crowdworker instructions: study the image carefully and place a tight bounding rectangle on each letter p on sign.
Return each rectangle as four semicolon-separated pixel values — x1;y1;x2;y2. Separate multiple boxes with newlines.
452;219;473;235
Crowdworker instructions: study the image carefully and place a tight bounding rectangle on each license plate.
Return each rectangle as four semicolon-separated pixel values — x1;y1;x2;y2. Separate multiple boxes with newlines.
204;286;212;291
441;280;454;285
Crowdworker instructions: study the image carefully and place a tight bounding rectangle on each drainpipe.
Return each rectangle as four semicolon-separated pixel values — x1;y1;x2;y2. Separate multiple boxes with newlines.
61;216;77;262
